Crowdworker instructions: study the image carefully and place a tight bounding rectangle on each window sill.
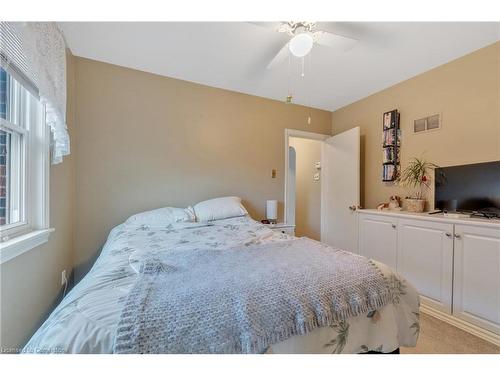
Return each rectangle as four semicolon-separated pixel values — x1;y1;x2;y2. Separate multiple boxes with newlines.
0;228;54;265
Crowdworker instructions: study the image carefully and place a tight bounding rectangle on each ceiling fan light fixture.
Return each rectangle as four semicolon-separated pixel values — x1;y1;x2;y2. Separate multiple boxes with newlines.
288;33;313;57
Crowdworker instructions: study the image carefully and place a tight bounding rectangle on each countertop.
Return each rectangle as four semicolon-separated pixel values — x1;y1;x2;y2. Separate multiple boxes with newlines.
357;209;500;229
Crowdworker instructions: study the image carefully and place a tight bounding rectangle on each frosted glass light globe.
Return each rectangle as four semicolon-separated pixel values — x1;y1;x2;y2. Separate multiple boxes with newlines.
288;33;314;57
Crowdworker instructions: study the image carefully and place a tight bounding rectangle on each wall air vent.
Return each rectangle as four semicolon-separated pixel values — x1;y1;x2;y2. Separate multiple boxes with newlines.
414;114;441;133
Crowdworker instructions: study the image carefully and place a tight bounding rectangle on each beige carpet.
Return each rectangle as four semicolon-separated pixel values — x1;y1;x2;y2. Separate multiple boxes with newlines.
401;313;500;354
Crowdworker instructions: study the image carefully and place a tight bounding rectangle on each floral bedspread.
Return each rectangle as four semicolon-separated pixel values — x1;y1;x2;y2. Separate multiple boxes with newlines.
23;216;419;354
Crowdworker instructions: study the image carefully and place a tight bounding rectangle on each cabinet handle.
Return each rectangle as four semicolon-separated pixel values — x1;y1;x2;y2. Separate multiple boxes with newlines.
391;224;396;229
454;233;462;239
445;232;452;237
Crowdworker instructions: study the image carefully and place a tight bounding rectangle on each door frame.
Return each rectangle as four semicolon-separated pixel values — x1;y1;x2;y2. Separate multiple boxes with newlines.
284;129;330;225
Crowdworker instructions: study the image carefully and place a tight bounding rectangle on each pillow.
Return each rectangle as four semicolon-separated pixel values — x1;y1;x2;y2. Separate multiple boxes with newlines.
193;196;248;222
125;206;196;226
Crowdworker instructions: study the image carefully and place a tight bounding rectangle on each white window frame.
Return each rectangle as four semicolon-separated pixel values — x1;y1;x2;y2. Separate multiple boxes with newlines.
0;70;52;264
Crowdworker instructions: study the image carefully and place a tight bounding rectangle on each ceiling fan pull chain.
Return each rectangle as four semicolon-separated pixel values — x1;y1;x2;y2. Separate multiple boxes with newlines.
301;57;305;77
307;52;312;125
286;53;293;103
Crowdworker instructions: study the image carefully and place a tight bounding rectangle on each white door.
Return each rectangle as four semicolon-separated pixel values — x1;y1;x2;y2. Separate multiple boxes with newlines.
397;219;454;313
320;127;360;253
358;214;398;269
453;224;500;334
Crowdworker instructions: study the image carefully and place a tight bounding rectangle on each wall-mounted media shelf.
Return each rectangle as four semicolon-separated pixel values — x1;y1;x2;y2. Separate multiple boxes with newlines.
382;109;400;182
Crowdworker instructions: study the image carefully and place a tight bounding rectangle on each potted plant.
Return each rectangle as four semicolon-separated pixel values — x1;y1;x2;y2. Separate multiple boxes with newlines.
397;158;438;213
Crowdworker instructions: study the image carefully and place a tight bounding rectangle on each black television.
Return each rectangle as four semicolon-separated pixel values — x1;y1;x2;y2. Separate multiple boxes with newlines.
434;161;500;213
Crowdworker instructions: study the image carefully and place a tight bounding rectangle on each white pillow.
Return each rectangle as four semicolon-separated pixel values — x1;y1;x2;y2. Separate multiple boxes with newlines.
125;206;196;226
193;196;248;222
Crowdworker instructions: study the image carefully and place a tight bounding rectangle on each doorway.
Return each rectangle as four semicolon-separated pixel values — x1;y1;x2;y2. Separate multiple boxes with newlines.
288;137;323;239
284;129;329;240
284;127;361;252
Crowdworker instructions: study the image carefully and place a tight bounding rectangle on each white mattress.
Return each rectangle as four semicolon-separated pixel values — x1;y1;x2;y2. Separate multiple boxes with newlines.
24;216;419;353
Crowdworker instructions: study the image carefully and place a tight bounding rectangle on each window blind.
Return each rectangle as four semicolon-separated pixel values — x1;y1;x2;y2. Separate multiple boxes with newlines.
0;22;39;98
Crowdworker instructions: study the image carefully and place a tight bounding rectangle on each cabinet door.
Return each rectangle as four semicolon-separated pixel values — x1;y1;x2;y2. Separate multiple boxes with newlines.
397;219;454;313
358;214;398;269
453;225;500;334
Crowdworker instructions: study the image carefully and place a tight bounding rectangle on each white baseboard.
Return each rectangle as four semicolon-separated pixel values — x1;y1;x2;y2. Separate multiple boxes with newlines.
420;303;500;347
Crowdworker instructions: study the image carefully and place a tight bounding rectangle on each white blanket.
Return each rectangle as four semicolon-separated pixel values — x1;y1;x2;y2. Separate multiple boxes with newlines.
23;216;419;353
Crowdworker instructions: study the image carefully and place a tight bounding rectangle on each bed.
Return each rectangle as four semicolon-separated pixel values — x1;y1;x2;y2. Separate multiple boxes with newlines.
24;205;420;354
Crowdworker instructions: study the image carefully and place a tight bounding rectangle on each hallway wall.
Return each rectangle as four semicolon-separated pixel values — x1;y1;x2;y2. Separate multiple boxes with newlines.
289;137;322;240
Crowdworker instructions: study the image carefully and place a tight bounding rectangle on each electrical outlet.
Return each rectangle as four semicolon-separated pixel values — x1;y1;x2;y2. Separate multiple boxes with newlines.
61;270;67;286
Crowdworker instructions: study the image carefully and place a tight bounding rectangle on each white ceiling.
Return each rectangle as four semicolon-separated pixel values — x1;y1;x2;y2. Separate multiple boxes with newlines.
59;22;500;111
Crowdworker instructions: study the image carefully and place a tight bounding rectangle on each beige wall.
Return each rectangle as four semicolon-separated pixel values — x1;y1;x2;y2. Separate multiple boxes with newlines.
73;57;332;280
331;42;500;209
0;51;76;350
289;137;322;239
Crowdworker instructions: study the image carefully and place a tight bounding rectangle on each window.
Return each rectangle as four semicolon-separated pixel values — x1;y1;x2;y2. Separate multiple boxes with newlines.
1;68;27;228
0;22;66;263
0;66;50;260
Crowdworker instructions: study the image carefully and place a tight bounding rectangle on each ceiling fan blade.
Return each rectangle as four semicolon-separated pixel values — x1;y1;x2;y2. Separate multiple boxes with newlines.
247;22;283;32
314;31;358;51
267;42;290;69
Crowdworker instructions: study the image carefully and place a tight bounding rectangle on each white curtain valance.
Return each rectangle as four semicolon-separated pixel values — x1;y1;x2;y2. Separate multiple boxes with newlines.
0;22;70;164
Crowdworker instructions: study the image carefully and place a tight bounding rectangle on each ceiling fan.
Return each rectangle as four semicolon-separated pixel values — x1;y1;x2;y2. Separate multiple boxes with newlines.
254;22;358;69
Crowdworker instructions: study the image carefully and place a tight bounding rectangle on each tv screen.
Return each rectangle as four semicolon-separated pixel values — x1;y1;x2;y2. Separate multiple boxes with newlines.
434;161;500;213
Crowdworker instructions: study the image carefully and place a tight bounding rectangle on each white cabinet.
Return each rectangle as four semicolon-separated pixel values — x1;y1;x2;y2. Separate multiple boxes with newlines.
358;214;398;269
358;210;500;342
453;224;500;334
397;219;454;313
